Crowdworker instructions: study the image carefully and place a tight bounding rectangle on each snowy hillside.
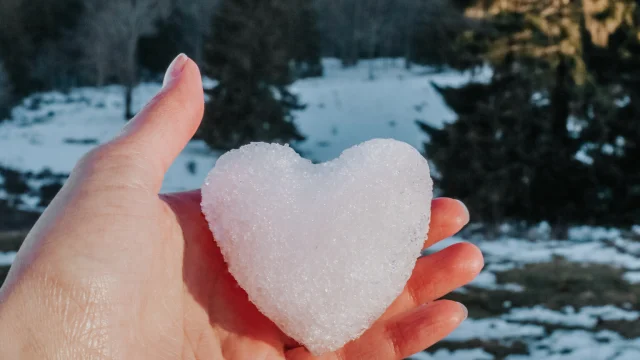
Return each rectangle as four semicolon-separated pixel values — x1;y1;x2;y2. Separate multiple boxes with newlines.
0;59;488;207
2;59;640;360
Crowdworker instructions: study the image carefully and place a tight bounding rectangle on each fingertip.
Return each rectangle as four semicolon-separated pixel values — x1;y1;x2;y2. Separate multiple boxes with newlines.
447;242;485;276
426;299;468;324
425;198;470;248
455;199;470;225
181;57;205;112
159;56;205;125
384;300;467;358
111;55;206;191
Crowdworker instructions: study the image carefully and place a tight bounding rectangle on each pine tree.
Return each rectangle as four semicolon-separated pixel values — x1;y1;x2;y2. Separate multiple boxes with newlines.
421;0;640;227
287;0;323;78
199;0;317;150
421;57;589;225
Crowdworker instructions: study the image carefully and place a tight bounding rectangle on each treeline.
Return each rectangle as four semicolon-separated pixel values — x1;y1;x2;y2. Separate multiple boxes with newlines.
0;0;469;119
422;0;640;228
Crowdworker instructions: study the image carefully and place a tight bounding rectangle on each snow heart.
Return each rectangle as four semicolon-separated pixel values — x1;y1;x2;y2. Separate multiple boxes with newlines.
201;139;433;355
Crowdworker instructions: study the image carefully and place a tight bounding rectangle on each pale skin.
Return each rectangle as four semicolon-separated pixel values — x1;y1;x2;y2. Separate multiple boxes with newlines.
0;55;484;359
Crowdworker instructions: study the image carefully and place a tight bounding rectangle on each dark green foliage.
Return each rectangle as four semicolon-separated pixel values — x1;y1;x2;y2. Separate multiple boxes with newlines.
0;0;83;97
200;0;318;150
287;0;323;78
0;61;11;120
423;58;591;225
139;10;191;78
38;182;63;207
410;1;476;69
423;0;640;226
0;168;29;198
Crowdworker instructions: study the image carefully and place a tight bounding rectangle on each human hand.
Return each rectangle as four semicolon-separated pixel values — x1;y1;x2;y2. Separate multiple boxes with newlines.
0;54;484;359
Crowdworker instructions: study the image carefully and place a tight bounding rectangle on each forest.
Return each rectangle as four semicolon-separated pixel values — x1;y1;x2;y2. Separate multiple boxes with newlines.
1;0;639;230
2;3;640;359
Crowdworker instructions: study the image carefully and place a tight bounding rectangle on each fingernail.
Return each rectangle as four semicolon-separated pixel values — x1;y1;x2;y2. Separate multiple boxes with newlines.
456;199;470;221
458;302;468;321
163;53;189;87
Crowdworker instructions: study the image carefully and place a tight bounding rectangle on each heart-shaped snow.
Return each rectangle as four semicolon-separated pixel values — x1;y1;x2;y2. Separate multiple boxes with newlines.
201;139;433;355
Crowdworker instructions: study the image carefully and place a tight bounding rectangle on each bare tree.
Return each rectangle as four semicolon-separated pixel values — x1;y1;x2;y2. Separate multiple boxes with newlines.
177;0;220;66
361;0;395;78
76;2;118;87
81;0;171;119
317;0;365;67
396;0;422;69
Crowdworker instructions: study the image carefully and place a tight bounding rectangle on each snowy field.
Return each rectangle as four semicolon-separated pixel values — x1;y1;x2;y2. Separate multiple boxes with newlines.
0;59;488;208
410;225;640;360
1;59;639;359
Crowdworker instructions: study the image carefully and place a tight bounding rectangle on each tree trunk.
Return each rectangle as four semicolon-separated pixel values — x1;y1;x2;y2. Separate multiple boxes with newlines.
125;83;134;120
124;36;138;120
404;36;413;70
194;32;204;66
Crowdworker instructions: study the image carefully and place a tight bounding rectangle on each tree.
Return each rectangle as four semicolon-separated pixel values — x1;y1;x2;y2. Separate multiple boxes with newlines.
421;56;591;226
0;0;82;96
199;0;317;150
286;0;324;78
0;60;12;120
79;0;171;119
410;0;473;69
421;0;640;227
0;167;29;208
316;0;365;66
178;0;220;66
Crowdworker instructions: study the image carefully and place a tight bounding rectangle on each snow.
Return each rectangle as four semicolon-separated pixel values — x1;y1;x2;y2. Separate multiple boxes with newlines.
411;226;640;360
624;271;640;284
0;252;16;266
292;59;491;162
465;271;524;292
473;232;640;270
568;226;621;242
408;349;494;360
503;305;639;328
0;84;217;195
506;331;640;360
1;59;639;359
0;59;488;202
447;318;546;341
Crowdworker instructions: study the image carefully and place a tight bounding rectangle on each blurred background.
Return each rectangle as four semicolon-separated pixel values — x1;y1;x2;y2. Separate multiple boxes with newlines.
1;0;640;358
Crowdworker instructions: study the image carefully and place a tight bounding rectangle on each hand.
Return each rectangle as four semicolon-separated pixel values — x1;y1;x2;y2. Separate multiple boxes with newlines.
0;55;483;359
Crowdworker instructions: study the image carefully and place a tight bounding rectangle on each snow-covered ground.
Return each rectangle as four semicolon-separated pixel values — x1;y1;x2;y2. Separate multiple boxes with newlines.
0;59;489;207
0;251;15;266
1;59;639;359
409;226;640;360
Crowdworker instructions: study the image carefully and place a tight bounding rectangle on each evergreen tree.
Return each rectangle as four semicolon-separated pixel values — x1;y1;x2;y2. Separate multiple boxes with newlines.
200;0;319;150
287;0;323;78
422;56;589;225
421;0;640;227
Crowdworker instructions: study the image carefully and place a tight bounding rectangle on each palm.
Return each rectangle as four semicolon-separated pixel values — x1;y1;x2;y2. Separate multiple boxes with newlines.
160;190;294;359
154;191;481;359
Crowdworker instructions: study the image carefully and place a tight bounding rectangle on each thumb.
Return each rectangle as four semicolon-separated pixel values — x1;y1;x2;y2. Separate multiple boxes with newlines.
108;54;205;192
